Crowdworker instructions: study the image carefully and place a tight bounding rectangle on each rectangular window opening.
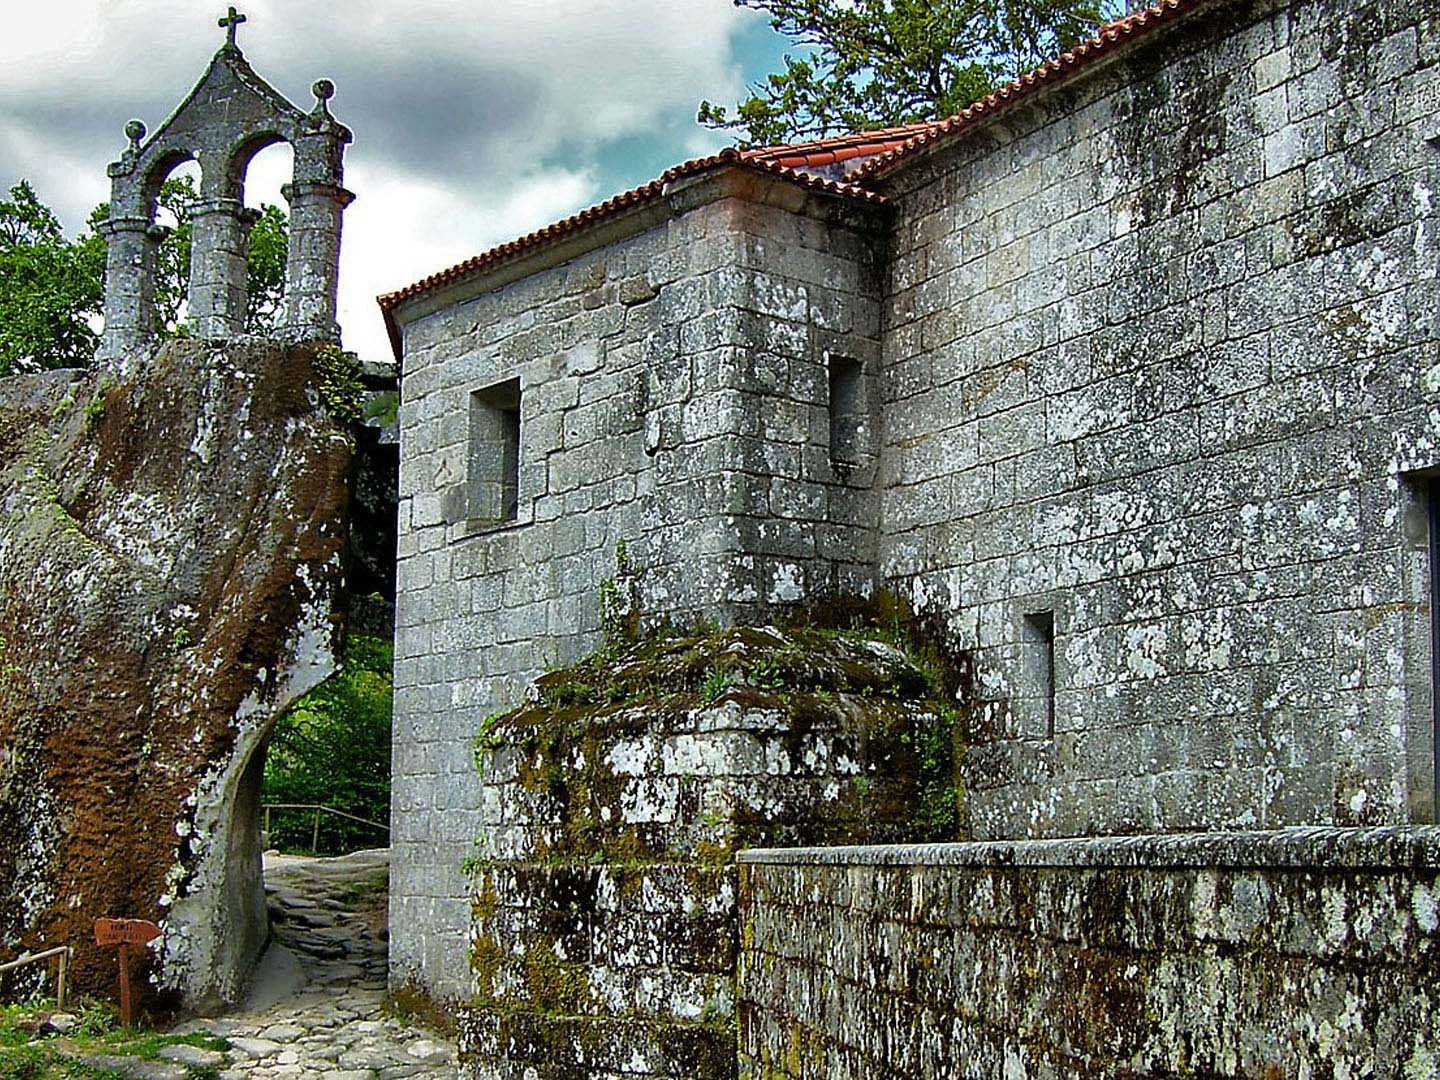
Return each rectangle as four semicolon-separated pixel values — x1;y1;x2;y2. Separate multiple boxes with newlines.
1023;610;1056;738
469;377;521;525
1428;479;1440;818
827;354;865;470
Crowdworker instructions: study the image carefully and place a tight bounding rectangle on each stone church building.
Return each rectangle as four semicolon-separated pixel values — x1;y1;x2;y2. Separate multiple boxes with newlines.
379;0;1440;1064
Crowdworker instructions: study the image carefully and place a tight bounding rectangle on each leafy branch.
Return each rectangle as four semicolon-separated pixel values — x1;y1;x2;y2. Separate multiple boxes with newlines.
700;0;1122;147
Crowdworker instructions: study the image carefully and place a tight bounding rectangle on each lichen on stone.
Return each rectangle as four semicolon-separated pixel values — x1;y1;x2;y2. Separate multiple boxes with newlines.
461;613;970;1077
0;338;355;1012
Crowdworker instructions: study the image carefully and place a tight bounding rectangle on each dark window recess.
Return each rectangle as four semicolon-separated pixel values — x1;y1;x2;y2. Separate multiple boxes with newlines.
1429;480;1440;817
828;354;865;468
1023;610;1057;738
469;378;521;525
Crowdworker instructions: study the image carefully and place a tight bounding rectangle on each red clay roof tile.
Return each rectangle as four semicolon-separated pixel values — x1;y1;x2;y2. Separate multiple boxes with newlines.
742;122;952;172
847;0;1206;181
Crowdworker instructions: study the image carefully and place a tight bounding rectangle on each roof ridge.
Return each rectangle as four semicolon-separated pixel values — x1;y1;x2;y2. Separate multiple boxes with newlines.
744;121;951;160
848;0;1206;181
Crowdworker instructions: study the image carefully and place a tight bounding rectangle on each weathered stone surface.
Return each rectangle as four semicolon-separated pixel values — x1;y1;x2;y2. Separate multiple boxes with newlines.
876;0;1440;843
388;0;1440;1009
459;625;961;1080
0;338;354;1010
737;828;1440;1078
390;177;890;999
158;1043;226;1068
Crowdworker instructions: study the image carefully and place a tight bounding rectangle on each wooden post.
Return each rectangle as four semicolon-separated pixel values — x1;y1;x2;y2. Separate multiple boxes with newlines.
264;805;272;837
312;807;321;854
94;919;160;1027
57;948;68;1009
117;942;132;1028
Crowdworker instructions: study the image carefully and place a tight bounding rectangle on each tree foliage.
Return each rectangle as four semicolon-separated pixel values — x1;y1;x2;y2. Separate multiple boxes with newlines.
261;635;393;856
242;202;289;332
0;177;289;378
0;182;106;376
700;0;1123;146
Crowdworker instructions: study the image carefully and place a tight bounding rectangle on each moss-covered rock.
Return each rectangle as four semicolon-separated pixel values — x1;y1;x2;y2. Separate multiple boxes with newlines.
461;620;970;1080
0;339;355;1012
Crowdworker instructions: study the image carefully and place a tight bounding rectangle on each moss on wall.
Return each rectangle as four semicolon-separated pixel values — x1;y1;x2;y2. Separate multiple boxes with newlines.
461;610;972;1078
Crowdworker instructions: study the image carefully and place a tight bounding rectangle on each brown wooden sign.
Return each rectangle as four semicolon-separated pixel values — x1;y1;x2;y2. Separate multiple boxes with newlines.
94;918;161;947
93;918;161;1027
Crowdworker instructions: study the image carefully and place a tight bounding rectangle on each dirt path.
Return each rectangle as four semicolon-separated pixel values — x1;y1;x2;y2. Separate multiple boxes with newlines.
165;849;456;1080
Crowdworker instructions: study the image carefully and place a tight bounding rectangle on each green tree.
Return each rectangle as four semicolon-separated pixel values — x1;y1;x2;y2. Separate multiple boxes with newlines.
261;635;393;855
242;202;289;332
700;0;1123;146
0;181;106;376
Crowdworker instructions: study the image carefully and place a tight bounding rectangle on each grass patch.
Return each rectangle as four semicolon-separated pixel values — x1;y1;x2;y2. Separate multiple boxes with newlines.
0;998;231;1079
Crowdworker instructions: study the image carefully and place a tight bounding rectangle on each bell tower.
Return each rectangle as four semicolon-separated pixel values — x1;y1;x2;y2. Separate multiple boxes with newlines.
98;9;354;366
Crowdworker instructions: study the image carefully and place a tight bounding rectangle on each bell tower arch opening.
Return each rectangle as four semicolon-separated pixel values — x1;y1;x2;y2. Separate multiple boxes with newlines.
143;156;203;333
231;136;293;334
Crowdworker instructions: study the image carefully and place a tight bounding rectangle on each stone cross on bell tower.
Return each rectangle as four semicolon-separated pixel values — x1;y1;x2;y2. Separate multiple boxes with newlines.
218;7;247;47
97;10;354;366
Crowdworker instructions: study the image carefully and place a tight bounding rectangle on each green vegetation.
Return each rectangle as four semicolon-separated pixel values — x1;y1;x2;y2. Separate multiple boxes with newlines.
699;0;1121;146
0;182;105;377
0;177;288;378
595;540;638;651
311;345;367;427
261;634;393;855
0;998;230;1079
362;391;399;428
386;984;457;1039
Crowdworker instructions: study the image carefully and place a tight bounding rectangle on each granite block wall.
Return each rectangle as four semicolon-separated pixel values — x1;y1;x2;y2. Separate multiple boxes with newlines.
737;828;1440;1079
391;177;887;999
463;862;738;1080
876;0;1440;837
391;0;1440;1011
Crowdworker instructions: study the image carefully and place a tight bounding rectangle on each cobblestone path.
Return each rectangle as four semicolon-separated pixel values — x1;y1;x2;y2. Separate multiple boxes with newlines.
166;849;457;1079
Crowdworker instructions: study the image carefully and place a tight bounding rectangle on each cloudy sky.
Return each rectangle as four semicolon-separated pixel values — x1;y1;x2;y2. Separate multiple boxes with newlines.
0;2;790;360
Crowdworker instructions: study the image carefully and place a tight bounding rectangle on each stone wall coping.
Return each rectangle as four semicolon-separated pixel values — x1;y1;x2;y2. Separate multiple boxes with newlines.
737;827;1440;870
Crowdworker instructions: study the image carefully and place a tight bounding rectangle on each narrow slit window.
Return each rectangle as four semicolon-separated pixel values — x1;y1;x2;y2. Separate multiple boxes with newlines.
1428;479;1440;818
1023;610;1056;738
828;355;865;469
469;377;521;525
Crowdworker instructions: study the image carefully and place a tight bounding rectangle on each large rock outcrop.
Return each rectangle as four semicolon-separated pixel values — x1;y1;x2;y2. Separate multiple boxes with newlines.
0;338;355;1013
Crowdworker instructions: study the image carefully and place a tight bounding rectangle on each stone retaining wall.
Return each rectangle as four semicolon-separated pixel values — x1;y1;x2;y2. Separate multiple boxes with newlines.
458;627;960;1080
737;828;1440;1079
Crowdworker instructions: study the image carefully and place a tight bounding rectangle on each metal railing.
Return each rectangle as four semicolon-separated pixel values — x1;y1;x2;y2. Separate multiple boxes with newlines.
261;803;389;855
0;946;71;1008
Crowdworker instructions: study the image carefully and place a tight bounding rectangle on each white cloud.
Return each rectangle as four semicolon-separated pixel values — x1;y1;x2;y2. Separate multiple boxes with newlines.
340;163;598;358
0;1;753;360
